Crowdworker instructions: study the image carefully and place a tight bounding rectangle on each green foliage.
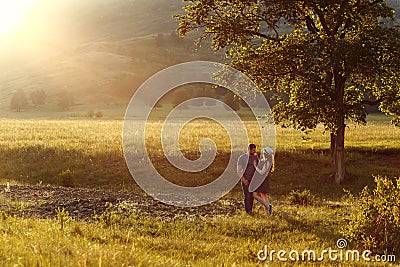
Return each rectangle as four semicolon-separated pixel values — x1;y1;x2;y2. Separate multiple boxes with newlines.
287;189;315;206
342;176;400;255
177;0;400;183
177;0;400;131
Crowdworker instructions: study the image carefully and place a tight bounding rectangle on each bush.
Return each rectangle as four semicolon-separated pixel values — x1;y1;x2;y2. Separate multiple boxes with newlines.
95;201;139;227
287;189;315;206
87;110;95;118
95;111;104;118
342;176;400;255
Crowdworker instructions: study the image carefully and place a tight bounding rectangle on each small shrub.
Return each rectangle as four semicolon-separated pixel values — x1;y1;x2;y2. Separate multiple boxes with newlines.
87;110;95;118
56;207;71;231
287;189;315;206
342;176;400;255
95;201;138;227
95;111;103;118
58;169;75;187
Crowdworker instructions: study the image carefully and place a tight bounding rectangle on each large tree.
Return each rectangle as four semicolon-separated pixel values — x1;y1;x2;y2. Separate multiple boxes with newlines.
177;0;400;184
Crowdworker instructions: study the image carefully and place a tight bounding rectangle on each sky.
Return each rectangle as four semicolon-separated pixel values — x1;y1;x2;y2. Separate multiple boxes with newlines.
0;0;99;70
0;0;37;36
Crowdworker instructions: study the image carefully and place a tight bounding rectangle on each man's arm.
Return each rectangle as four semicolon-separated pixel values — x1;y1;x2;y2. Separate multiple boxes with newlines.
237;162;249;185
237;165;244;179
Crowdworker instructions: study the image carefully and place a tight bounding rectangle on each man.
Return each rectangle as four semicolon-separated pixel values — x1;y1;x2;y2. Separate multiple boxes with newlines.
237;144;258;215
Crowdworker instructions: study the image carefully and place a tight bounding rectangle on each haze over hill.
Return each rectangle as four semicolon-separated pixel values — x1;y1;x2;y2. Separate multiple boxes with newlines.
0;0;184;67
1;0;399;117
0;0;215;116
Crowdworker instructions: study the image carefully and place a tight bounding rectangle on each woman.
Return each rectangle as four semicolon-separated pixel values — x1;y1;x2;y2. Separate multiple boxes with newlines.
251;147;275;215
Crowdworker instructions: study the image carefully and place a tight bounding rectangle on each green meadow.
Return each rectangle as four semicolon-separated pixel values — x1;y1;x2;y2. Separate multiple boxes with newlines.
1;114;398;195
0;114;399;266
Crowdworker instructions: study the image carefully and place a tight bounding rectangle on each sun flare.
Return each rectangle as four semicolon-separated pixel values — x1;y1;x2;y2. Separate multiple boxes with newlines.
0;0;36;36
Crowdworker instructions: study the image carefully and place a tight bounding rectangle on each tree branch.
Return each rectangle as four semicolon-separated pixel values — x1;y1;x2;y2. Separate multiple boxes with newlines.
305;15;319;34
332;0;349;35
240;8;281;41
311;1;332;36
339;17;351;39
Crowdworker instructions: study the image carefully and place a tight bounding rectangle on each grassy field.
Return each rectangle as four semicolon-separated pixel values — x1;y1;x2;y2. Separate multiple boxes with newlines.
0;113;399;266
0;203;376;267
0;113;398;197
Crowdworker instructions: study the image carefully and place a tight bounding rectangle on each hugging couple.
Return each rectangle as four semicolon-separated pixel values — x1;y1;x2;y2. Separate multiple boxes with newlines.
237;144;275;215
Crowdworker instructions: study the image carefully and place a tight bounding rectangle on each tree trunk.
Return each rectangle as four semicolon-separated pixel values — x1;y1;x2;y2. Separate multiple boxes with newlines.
330;133;335;163
332;69;347;184
333;123;346;184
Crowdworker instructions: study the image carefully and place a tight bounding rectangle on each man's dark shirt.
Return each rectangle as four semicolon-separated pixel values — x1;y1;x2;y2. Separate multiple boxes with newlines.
238;154;259;181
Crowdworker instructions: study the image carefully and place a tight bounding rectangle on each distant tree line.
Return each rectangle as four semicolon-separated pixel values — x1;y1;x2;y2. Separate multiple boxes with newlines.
10;89;47;112
10;88;78;112
153;84;248;112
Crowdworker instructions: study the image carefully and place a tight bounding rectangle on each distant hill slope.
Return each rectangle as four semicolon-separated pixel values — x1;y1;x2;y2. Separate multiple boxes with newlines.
0;0;399;115
0;0;210;112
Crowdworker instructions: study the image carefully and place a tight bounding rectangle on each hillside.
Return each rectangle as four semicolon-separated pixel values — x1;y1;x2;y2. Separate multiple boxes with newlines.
0;0;399;117
0;0;221;116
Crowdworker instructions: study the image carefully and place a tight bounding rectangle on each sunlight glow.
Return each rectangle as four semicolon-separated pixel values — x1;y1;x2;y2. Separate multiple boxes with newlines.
0;0;36;36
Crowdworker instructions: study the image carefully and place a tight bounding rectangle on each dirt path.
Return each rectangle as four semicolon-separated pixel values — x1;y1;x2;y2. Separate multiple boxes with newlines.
0;185;242;220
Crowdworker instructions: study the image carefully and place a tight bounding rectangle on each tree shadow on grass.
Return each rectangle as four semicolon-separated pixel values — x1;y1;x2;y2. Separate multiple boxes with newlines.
0;145;398;200
233;148;400;201
0;145;137;190
276;210;343;244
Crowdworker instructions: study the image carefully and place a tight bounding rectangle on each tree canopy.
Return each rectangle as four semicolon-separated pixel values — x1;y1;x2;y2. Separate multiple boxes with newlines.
177;0;400;183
